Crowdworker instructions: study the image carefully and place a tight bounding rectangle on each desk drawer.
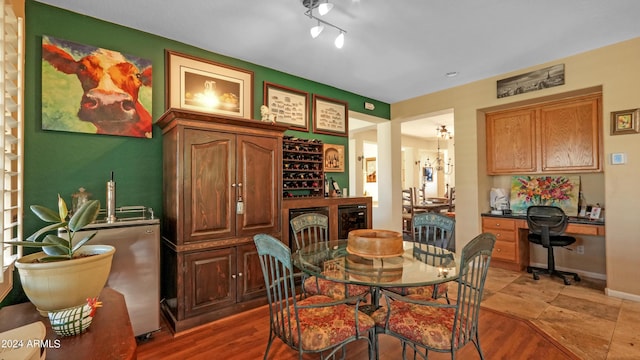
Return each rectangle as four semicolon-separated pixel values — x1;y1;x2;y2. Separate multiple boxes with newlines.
487;229;516;242
482;217;516;231
493;241;517;262
566;223;600;236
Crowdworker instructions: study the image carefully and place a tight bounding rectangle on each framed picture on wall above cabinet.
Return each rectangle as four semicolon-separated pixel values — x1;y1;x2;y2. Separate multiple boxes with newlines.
165;50;253;119
323;143;345;172
312;94;348;136
263;82;309;131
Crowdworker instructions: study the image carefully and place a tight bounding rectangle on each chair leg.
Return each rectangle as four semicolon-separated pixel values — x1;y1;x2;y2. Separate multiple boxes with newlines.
527;246;581;285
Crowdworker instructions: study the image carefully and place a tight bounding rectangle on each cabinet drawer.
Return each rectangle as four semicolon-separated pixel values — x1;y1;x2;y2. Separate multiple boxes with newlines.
489;229;516;242
493;241;517;262
482;217;516;231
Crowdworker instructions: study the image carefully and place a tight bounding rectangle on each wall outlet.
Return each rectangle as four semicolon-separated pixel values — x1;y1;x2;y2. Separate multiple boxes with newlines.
576;245;585;255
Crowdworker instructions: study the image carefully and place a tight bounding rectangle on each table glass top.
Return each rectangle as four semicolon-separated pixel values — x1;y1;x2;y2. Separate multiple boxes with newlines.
293;240;460;287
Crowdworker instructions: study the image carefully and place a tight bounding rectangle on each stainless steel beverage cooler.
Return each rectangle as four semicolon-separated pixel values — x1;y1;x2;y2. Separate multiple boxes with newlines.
59;206;160;338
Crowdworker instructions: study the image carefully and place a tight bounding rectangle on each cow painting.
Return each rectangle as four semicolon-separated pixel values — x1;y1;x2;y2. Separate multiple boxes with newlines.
41;36;153;138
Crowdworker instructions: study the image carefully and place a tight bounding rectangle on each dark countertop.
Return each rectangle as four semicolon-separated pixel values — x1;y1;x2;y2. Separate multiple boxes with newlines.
481;212;605;226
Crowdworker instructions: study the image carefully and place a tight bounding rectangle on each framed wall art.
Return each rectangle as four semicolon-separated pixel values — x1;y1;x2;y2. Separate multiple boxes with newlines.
166;50;253;119
610;108;640;135
323;143;345;172
497;64;565;99
42;35;153;138
263;82;309;130
366;157;377;183
313;94;348;136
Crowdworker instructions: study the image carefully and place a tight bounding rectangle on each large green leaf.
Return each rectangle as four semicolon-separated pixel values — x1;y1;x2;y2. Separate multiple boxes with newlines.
71;232;96;253
68;200;100;232
30;205;62;223
25;221;66;242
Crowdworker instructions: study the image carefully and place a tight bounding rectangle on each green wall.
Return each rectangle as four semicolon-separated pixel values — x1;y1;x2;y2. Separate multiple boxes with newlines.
3;1;390;305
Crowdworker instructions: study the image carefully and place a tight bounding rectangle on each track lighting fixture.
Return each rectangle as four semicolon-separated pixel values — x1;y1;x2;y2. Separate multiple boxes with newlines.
302;0;346;49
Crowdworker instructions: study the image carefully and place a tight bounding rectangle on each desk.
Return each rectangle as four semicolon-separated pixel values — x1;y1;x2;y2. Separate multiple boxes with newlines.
0;288;136;360
481;213;605;271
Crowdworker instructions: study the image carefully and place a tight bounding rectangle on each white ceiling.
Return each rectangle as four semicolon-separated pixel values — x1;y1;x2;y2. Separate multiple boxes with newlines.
36;0;640;137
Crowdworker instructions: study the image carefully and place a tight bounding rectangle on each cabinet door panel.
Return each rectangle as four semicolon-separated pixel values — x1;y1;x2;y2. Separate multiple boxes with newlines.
236;242;266;302
539;96;601;172
486;109;538;174
184;129;235;242
184;248;236;318
236;135;279;236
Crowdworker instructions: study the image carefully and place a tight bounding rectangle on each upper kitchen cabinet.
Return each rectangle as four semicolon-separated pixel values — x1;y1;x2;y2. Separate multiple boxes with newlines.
486;93;602;175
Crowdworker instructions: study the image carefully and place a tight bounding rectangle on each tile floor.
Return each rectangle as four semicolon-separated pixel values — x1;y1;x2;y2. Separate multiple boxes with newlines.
480;267;640;360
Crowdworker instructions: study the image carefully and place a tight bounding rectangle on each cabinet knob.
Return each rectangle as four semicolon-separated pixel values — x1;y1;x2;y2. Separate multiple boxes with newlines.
495;223;500;227
496;248;501;252
231;274;236;279
238;272;243;277
496;233;501;237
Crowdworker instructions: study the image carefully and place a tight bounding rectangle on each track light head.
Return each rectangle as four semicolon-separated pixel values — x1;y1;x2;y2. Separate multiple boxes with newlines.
310;24;324;38
334;31;345;49
318;2;334;15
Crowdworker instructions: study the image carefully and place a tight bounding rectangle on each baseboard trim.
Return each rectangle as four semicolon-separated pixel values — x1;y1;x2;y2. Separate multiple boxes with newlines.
528;261;606;281
605;288;640;302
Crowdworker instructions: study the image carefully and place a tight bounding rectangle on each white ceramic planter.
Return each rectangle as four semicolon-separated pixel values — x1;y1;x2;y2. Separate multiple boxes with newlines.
15;244;115;316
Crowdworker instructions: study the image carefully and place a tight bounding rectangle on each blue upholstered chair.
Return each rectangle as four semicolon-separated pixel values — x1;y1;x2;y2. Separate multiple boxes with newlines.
372;232;496;360
253;234;374;360
290;213;369;300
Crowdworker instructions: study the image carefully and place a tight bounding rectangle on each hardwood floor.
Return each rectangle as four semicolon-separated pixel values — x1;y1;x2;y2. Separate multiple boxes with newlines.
137;304;578;360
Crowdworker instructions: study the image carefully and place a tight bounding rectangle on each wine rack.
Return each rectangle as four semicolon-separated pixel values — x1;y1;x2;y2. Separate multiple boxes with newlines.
282;136;324;198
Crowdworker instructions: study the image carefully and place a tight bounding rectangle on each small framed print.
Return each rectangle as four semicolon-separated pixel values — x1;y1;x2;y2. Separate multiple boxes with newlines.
323;144;345;172
611;108;640;135
589;206;602;220
313;94;348;136
366;157;377;183
263;82;309;130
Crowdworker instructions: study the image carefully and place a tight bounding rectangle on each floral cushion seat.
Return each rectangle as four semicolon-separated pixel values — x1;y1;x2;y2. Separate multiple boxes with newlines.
385;282;449;298
289;295;375;351
304;276;370;300
371;294;464;350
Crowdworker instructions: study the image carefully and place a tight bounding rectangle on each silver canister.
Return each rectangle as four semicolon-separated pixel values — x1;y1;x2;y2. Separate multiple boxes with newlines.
106;179;116;223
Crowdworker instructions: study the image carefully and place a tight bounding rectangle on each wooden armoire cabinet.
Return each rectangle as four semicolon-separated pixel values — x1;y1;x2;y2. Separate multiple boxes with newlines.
486;92;602;175
157;109;287;332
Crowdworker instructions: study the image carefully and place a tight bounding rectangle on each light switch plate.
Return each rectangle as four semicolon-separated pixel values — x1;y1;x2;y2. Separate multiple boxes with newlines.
611;153;626;165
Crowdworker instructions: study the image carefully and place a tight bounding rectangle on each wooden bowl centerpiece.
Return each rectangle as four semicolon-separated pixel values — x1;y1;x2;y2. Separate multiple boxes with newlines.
346;229;404;258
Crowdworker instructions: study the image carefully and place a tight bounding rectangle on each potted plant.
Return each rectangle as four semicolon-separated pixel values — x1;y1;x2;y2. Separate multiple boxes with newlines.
9;194;115;316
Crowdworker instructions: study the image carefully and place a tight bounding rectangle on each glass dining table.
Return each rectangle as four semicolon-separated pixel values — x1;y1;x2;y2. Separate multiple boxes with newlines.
293;239;460;310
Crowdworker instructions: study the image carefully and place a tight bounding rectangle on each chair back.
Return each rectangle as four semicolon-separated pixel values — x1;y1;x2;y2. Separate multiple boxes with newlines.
526;206;568;246
448;186;456;212
290;213;328;252
253;234;300;349
451;232;496;351
402;189;413;214
412;212;455;250
526;205;568;234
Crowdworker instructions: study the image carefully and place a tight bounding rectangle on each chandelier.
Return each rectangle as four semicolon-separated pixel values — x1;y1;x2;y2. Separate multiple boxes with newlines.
425;126;454;174
301;0;346;48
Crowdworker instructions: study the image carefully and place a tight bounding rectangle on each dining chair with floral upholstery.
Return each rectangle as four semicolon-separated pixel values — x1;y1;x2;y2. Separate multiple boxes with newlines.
387;212;456;300
372;232;496;360
253;234;375;360
290;213;369;300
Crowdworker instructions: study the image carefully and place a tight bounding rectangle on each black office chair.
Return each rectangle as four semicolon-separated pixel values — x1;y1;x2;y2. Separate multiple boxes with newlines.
526;205;581;285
